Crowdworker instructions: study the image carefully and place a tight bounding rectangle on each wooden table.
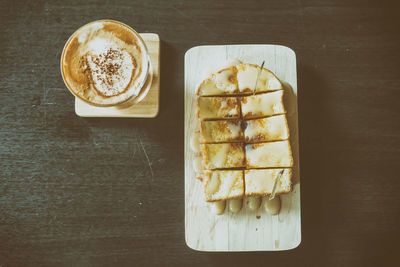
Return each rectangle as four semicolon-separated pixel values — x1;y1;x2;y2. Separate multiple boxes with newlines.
0;0;399;266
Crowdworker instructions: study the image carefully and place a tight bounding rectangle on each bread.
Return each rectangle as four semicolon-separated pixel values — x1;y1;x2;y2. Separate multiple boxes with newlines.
236;63;282;93
197;97;240;119
244;115;289;142
195;63;294;204
204;170;244;201
241;90;285;119
244;169;292;197
200;120;243;143
197;66;239;96
246;140;293;168
201;143;245;169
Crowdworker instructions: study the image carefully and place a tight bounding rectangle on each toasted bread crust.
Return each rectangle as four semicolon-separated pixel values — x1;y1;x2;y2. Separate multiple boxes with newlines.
244;190;292;198
197;66;239;96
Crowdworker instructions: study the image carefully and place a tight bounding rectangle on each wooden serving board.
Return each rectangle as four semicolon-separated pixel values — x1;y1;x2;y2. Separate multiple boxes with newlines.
184;45;301;251
75;33;160;118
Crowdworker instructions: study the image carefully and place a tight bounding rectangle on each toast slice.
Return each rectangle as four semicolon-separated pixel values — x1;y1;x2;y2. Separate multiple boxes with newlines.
197;66;239;96
246;140;293;168
197;97;240;120
236;63;282;93
201;143;245;169
244;115;289;143
200;120;243;143
241;90;285;119
244;169;292;197
204;170;244;201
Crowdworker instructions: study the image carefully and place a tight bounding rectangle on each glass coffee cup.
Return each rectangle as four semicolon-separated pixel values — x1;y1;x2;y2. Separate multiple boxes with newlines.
60;20;150;107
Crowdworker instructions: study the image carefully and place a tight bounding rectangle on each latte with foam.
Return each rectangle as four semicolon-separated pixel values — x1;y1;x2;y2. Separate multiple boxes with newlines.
61;20;149;106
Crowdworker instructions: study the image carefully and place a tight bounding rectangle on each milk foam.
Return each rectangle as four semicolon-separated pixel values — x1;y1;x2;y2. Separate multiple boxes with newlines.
86;37;134;96
78;22;103;43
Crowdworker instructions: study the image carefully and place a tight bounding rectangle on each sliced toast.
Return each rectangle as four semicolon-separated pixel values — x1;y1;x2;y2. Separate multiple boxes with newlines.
237;63;282;93
204;170;244;201
246;140;293;168
241;90;285;119
244;169;292;197
244;115;289;142
200;120;243;143
197;97;240;120
201;143;245;169
197;66;239;96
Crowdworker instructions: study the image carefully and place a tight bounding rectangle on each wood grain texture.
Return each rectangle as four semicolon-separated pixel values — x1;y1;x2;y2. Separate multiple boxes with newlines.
184;45;301;251
75;33;160;118
0;0;399;266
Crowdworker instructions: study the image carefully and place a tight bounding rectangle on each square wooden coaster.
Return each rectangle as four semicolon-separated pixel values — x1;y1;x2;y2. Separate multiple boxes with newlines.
75;33;160;118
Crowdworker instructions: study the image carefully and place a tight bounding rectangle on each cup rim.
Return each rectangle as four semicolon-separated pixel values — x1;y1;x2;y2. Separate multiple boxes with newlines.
60;19;150;107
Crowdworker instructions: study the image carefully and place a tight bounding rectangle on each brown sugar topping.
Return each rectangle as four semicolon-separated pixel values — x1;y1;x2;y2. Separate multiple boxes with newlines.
228;74;236;83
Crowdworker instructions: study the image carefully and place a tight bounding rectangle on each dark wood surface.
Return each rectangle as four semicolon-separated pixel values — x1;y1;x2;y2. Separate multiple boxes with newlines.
1;0;399;266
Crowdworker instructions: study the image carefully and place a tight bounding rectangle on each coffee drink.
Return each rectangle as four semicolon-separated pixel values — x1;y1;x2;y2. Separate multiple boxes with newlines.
61;20;149;106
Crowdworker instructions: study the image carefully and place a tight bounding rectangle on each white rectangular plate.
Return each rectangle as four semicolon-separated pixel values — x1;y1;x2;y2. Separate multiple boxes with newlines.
184;45;301;252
